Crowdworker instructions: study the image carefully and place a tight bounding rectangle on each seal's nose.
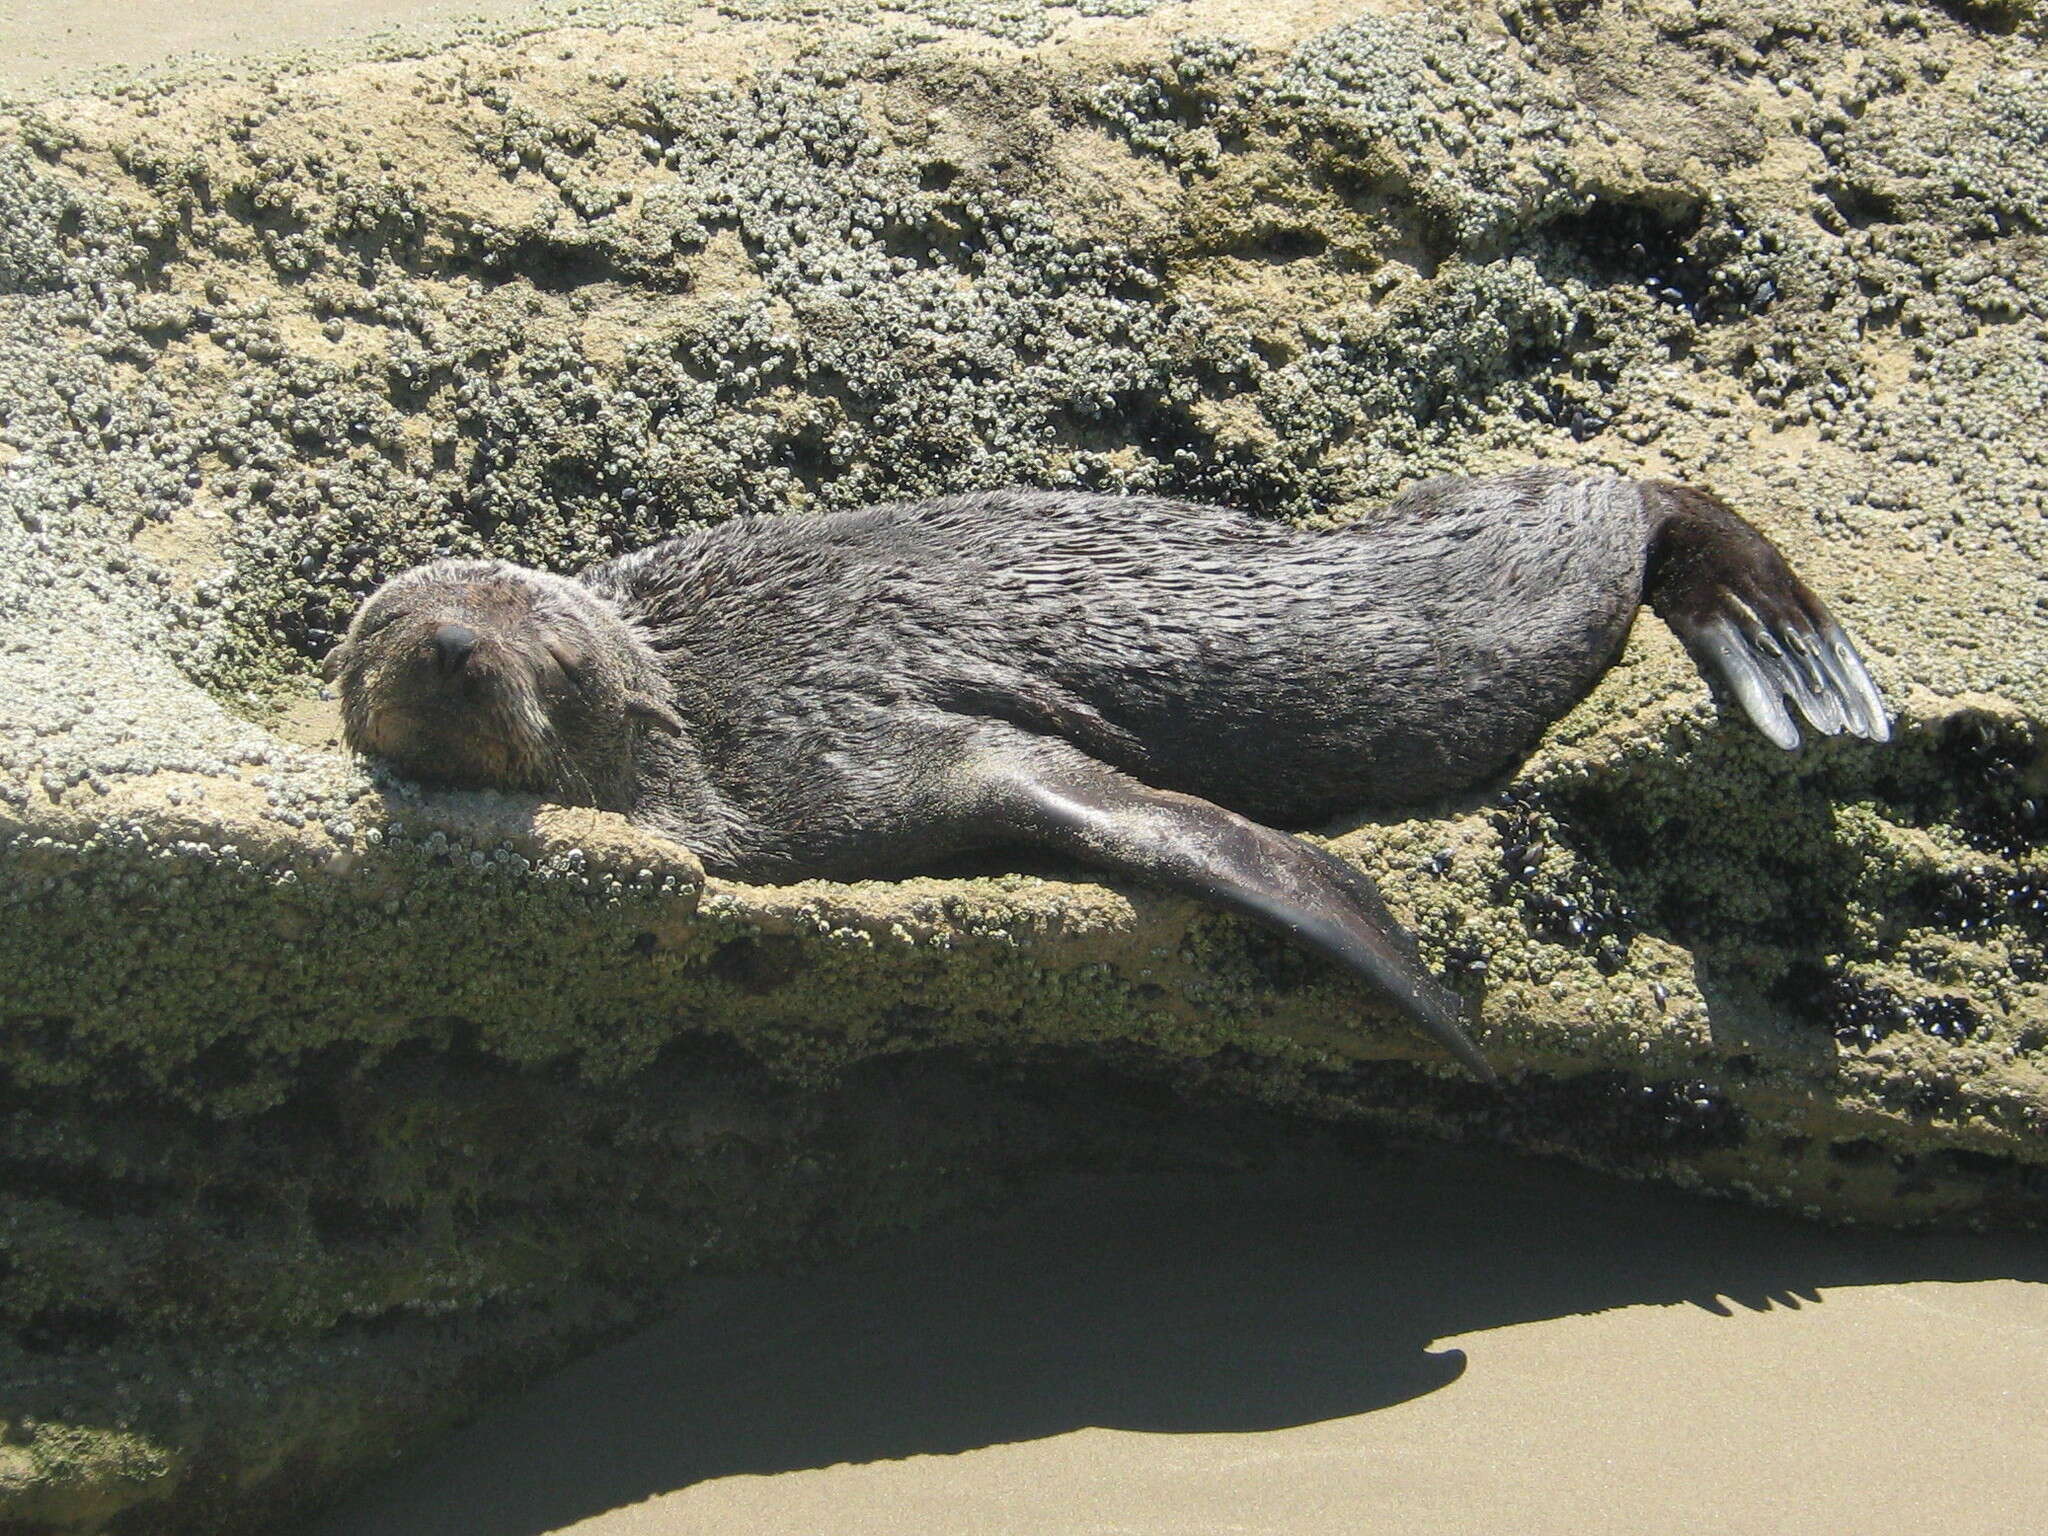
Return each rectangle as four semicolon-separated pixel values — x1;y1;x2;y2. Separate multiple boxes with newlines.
431;622;479;677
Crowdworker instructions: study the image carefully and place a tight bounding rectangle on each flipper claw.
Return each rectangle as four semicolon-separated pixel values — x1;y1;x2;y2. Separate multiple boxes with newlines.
1823;624;1892;742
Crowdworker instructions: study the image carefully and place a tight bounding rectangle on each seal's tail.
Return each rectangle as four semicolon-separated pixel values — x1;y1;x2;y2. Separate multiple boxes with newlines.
1643;483;1890;750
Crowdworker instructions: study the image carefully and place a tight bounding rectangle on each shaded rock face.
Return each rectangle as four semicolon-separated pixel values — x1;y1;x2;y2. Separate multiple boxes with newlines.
0;0;2044;1527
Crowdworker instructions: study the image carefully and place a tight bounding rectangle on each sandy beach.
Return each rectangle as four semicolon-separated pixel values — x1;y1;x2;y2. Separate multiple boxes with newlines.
308;1143;2046;1536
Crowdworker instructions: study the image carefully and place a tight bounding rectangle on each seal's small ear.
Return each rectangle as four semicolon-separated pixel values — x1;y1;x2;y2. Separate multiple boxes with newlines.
321;645;347;682
627;694;685;736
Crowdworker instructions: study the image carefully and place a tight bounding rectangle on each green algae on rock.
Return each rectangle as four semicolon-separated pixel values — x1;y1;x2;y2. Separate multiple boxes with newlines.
2;0;2046;1529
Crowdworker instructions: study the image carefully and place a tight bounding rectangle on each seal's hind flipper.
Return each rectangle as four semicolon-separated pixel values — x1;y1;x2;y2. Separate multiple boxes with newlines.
975;735;1496;1084
1645;483;1890;750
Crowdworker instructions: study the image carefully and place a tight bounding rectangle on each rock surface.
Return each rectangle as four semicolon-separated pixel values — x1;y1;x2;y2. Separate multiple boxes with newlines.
1;0;2044;1528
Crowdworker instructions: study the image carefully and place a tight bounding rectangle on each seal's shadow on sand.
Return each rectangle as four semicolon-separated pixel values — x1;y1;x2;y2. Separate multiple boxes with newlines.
308;1143;2046;1536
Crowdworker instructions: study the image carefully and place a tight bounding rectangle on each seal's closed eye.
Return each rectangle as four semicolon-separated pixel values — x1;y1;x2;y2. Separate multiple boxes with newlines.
356;607;403;641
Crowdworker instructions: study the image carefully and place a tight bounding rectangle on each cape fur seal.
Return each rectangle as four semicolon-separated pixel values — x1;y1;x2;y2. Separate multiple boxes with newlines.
330;471;1891;1082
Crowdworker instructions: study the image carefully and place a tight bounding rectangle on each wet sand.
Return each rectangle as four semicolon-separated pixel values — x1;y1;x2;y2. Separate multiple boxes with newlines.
311;1144;2048;1536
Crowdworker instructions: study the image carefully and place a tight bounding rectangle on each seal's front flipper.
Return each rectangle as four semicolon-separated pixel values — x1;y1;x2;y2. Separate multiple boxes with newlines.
1645;483;1891;750
974;739;1496;1084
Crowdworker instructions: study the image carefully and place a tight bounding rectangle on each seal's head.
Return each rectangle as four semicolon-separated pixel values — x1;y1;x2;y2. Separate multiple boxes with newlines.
327;559;681;809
